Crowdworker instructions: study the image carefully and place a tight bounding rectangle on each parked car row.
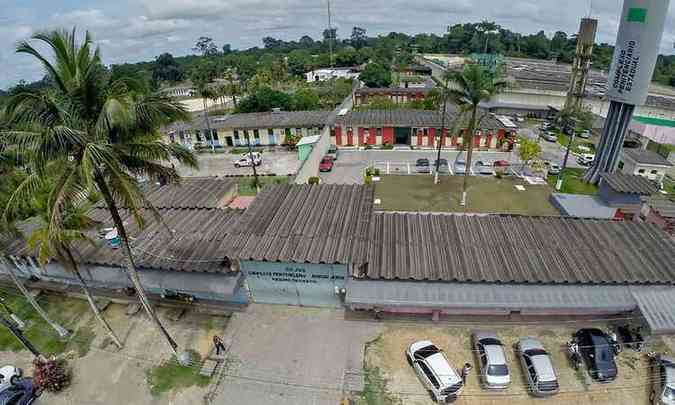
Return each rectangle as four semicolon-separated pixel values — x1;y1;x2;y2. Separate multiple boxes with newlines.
407;327;666;403
412;159;511;176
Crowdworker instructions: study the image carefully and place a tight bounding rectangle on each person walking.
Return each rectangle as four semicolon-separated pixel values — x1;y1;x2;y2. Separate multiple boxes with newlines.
213;335;227;355
461;363;473;384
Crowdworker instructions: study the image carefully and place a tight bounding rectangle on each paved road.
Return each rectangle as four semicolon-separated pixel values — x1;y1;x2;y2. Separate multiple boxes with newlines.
214;305;381;405
321;149;521;185
176;151;301;177
519;127;585;169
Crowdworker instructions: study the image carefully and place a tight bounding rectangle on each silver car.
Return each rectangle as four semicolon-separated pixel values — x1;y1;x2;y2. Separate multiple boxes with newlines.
650;354;675;405
516;338;560;396
473;331;510;389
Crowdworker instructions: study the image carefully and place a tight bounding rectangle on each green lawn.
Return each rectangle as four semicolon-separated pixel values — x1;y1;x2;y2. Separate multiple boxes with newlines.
146;351;211;397
237;176;291;196
374;175;560;216
0;288;94;356
546;168;598;195
557;133;595;154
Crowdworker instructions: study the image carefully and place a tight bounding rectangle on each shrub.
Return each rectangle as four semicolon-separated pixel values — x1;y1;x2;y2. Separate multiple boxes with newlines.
308;176;320;185
365;166;380;177
382;143;394;150
365;145;373;150
364;175;373;185
33;358;70;392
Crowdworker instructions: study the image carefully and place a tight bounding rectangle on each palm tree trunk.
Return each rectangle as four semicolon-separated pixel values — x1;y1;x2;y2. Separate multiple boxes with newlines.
62;248;123;349
1;257;70;338
94;171;178;356
461;107;478;206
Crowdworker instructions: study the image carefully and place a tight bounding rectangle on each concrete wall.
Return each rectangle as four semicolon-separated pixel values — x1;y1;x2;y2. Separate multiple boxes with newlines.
1;255;248;304
294;90;354;184
240;260;347;307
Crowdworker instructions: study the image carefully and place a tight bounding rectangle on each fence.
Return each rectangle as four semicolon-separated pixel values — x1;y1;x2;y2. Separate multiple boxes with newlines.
294;83;357;184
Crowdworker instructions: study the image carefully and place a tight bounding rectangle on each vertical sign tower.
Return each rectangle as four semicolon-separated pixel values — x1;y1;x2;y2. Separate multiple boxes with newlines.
564;18;598;112
586;0;670;184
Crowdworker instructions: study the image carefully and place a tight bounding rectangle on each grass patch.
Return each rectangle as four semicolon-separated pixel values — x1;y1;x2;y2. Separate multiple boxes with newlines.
557;133;595;154
356;336;402;405
374;175;560;216
146;351;211;397
237;176;291;196
546;168;598;195
0;289;95;357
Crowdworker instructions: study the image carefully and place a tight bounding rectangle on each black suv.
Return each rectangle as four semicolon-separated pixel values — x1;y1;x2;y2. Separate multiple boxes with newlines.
575;328;618;383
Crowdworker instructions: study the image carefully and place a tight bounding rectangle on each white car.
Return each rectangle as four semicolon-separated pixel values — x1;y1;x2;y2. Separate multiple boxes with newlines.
473;331;511;389
578;130;591;139
233;156;261;168
239;151;262;160
577;153;595;166
0;365;22;390
406;340;464;403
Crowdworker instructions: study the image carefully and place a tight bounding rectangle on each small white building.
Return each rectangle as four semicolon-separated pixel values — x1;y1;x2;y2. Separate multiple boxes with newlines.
621;148;674;185
305;67;360;83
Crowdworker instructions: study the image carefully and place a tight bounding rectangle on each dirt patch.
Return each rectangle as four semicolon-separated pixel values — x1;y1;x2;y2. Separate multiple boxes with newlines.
362;323;654;405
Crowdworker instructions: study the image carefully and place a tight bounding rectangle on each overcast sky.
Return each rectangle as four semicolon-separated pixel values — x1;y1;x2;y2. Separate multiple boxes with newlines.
2;0;675;89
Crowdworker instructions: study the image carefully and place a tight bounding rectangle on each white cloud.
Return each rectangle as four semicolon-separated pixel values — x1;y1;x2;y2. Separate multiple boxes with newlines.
3;0;675;89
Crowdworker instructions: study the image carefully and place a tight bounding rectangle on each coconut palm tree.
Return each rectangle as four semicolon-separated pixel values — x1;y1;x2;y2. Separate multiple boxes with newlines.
27;187;123;349
444;64;507;206
1;28;198;356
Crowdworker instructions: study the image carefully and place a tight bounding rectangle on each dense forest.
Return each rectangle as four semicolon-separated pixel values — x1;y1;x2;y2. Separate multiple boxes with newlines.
3;20;675;101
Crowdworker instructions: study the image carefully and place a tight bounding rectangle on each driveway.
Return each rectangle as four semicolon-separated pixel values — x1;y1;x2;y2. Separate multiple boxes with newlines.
212;304;382;405
321;150;520;185
176;151;301;177
519;127;585;169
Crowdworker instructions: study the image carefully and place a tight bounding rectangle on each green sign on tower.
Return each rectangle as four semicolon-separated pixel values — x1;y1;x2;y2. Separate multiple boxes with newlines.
627;7;647;23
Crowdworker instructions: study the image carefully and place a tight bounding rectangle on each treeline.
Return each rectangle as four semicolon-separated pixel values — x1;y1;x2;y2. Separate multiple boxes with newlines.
4;20;675;100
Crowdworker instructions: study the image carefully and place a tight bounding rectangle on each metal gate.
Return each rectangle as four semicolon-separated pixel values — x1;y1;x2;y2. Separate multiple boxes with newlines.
240;261;347;307
394;127;411;145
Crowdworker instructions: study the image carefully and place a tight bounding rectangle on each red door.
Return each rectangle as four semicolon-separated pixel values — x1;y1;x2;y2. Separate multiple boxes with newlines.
347;129;354;146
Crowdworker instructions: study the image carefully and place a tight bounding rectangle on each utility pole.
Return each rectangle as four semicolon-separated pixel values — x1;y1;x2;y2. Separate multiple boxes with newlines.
434;28;452;185
556;123;576;191
0;313;41;358
327;0;334;69
246;136;260;192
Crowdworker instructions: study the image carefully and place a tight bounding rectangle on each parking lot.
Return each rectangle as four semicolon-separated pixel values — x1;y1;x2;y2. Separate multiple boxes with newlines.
175;150;301;177
361;322;670;405
320;150;520;185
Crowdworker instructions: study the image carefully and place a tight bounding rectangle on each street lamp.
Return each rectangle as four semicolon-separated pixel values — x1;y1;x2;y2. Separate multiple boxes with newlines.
481;29;500;53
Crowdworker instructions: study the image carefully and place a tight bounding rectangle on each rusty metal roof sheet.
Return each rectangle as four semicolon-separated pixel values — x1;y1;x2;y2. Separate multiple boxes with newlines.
601;173;659;195
360;212;675;285
230;184;374;265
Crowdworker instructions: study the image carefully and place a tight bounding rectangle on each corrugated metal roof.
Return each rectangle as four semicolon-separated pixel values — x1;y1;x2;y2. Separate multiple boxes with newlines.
648;197;675;219
623;149;674;167
601;173;659;195
346;280;638;311
211;111;331;130
361;212;675;285
82;208;243;273
8;208;243;273
633;288;675;334
230;184;374;264
145;178;237;209
336;109;505;131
